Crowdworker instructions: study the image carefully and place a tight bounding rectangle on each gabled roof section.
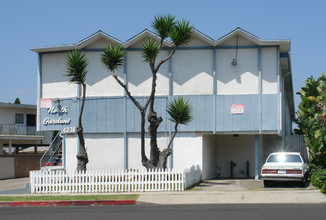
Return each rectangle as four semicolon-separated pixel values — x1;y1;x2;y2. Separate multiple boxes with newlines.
31;27;291;53
123;29;171;48
215;27;290;53
31;30;122;53
190;28;215;46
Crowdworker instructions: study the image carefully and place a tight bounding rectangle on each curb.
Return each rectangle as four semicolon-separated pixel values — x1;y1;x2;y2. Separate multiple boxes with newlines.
0;200;136;207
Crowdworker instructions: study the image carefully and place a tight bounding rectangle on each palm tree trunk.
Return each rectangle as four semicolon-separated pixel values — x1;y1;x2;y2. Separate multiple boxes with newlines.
141;110;149;166
76;83;88;171
148;111;161;167
156;123;178;169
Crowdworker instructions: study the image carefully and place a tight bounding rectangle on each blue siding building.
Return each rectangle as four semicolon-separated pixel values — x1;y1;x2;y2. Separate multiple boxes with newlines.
32;28;294;180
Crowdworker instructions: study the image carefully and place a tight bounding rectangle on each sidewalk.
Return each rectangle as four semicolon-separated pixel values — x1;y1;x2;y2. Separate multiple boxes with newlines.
138;179;326;204
1;178;326;205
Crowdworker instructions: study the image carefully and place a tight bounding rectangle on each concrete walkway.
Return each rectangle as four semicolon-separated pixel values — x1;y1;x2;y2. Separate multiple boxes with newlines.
0;178;30;195
0;178;326;204
138;179;326;204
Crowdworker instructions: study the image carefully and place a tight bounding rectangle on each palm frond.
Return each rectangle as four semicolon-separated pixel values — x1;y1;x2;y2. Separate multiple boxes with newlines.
65;50;88;84
141;38;160;63
170;19;193;47
152;15;176;40
101;44;126;72
167;97;192;125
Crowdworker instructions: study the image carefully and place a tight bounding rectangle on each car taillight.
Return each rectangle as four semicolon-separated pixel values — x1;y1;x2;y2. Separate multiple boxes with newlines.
262;169;277;174
286;170;302;174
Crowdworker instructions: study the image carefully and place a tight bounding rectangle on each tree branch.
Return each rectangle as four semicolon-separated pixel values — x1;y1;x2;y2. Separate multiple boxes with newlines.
154;47;177;73
167;123;178;150
110;70;143;110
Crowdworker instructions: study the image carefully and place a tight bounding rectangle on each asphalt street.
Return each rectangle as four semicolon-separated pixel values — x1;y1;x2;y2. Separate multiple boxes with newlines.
0;204;325;220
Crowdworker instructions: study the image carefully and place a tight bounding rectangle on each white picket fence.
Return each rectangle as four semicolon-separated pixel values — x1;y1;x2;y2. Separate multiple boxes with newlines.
30;169;188;194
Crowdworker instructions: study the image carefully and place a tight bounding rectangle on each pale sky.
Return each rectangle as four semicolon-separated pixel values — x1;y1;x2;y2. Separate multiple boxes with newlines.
1;0;325;112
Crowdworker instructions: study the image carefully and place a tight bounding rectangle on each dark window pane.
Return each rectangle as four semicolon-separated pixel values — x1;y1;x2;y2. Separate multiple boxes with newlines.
15;114;24;124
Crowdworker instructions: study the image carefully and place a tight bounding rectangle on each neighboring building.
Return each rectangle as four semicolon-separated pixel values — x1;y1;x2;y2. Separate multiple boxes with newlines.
31;28;295;179
0;102;52;154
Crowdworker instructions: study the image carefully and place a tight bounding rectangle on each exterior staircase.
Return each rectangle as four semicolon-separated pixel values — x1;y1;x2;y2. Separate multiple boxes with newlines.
40;131;63;169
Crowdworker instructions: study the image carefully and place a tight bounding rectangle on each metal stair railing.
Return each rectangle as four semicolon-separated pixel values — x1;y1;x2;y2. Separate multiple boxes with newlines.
40;131;63;169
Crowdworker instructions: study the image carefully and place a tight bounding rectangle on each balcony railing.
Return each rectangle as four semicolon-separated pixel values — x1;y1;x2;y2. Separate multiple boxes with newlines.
0;124;44;136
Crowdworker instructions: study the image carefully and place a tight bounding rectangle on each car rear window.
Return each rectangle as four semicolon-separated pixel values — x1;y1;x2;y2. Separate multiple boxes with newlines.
267;154;302;163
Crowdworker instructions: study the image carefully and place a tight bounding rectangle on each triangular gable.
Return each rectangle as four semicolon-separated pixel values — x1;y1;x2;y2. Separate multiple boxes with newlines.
31;30;122;53
184;29;215;47
216;27;262;46
31;27;290;53
123;29;171;48
215;27;290;52
76;30;122;48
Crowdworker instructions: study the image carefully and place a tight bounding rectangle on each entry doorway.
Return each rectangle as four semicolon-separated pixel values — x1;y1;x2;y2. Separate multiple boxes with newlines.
26;114;36;135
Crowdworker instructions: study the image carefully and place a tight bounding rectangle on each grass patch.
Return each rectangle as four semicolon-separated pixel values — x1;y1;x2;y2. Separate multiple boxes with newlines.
186;187;203;191
0;194;139;202
185;181;204;191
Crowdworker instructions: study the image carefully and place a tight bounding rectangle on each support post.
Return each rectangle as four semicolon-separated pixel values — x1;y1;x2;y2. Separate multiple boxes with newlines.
168;48;173;168
123;55;128;170
277;46;281;134
258;46;262;133
0;142;3;154
213;47;217;134
9;139;12;155
37;53;42;131
254;134;259;179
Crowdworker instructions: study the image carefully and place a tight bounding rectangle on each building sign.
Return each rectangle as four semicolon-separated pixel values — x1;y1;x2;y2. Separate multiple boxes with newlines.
43;106;71;125
231;104;244;114
42;105;76;134
40;98;52;108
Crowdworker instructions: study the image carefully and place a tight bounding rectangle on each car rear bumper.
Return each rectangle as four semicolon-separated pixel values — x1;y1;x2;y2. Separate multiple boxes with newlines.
261;175;305;182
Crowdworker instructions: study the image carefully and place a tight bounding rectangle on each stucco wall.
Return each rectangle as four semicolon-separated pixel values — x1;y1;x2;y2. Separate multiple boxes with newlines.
127;50;169;96
42;52;77;98
0;157;14;179
216;48;258;94
202;134;217;180
64;135;78;173
85;52;124;97
172;50;213;95
261;47;277;94
64;132;172;172
42;47;279;98
173;133;203;171
220;35;256;47
85;133;124;170
0;107;36;125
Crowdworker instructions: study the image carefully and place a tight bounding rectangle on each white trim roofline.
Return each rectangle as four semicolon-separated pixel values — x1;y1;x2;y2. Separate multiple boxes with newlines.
123;29;171;48
31;30;122;53
31;27;291;53
215;27;290;52
0;102;36;109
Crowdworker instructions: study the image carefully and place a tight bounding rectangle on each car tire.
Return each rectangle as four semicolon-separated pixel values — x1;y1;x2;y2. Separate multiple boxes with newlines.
298;180;306;187
264;180;271;187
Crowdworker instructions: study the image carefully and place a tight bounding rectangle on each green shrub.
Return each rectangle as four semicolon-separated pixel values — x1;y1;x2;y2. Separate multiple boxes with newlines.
309;164;326;192
321;183;326;193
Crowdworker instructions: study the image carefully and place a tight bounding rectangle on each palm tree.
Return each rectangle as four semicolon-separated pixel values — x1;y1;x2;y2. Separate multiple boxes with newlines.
156;97;192;168
166;97;192;148
101;15;193;169
65;50;89;171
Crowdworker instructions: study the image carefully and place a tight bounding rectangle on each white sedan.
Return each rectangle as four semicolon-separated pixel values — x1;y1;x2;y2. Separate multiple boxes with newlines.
261;152;308;187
